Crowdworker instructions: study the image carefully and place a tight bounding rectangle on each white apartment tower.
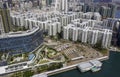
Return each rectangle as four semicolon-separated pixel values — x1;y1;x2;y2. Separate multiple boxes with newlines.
62;0;68;13
48;22;61;36
102;30;112;48
41;0;47;7
72;28;78;41
91;30;98;44
55;0;68;13
63;26;69;40
54;0;61;12
82;28;88;43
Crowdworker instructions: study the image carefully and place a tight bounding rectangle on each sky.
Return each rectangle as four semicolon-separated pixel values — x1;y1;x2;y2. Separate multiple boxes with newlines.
113;0;120;1
93;0;120;2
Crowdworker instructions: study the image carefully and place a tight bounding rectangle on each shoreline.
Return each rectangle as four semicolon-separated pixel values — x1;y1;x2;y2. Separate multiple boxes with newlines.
45;56;109;76
46;51;120;77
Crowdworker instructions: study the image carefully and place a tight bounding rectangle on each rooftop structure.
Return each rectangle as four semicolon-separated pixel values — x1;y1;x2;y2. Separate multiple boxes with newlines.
0;62;28;75
90;60;102;67
78;62;93;72
32;73;47;77
77;60;102;72
0;26;39;39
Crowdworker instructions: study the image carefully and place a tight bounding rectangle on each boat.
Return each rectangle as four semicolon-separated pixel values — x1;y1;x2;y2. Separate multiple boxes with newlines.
89;60;102;67
91;66;101;72
89;60;102;72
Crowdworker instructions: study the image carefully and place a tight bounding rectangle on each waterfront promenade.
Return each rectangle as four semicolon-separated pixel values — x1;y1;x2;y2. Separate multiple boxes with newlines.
32;56;108;77
46;56;108;76
49;51;120;77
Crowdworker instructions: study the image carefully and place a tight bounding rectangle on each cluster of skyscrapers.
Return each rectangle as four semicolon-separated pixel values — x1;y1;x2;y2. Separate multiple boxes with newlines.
10;8;114;48
0;0;119;53
69;2;117;18
63;19;112;48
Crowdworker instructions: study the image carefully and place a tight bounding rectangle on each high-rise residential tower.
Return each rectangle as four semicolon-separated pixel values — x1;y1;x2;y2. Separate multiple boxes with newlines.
0;2;12;33
55;0;68;13
61;0;68;13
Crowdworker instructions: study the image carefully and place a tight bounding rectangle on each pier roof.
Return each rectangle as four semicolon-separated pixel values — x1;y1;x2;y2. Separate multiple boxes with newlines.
78;62;92;69
32;73;47;77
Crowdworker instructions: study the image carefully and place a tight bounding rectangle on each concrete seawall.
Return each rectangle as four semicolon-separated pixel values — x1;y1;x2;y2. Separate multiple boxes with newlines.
46;56;109;76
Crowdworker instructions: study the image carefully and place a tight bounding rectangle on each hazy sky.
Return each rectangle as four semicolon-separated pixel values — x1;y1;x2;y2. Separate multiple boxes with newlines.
113;0;120;1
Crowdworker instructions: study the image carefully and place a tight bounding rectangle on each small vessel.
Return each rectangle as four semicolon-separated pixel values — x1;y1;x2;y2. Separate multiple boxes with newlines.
89;60;102;72
91;66;101;72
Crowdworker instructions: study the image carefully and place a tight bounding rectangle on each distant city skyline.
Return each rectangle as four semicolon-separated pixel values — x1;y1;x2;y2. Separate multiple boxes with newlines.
113;0;120;2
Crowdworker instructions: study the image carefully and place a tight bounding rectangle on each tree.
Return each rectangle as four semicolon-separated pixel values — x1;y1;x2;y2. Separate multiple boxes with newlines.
23;70;34;77
94;41;102;50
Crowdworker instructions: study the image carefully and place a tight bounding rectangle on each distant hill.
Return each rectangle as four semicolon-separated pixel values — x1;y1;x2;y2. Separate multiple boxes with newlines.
94;0;112;2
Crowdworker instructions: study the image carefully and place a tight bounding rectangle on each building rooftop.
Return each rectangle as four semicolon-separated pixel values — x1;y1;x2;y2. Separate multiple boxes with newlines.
90;60;102;66
32;73;47;77
0;66;7;74
0;27;40;39
78;62;93;69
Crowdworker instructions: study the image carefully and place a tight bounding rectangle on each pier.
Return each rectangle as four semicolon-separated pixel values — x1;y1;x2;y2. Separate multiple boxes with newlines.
77;62;93;72
77;60;102;72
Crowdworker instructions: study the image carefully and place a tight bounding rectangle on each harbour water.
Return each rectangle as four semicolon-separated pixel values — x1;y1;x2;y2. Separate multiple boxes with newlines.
49;51;120;77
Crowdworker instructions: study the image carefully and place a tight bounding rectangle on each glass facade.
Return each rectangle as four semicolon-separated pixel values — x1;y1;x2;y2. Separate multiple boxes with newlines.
117;24;120;46
0;29;43;54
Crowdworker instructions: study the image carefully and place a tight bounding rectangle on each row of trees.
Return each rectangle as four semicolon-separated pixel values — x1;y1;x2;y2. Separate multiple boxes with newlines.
10;63;63;77
36;63;63;73
11;70;34;77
